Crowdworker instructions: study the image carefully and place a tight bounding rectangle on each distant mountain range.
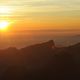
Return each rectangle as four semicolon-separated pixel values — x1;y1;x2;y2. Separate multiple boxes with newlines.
0;40;80;80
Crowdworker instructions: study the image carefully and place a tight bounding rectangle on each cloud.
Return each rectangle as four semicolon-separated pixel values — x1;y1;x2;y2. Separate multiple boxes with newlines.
0;0;80;11
0;0;80;20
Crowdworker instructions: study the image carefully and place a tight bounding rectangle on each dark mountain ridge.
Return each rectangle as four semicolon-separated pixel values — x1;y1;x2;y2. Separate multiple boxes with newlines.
0;40;80;80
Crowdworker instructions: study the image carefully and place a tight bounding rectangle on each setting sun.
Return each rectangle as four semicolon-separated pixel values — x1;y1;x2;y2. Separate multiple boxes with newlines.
0;21;10;30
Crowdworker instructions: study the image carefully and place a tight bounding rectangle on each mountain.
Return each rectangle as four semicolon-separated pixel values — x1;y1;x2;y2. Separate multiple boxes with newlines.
0;40;80;80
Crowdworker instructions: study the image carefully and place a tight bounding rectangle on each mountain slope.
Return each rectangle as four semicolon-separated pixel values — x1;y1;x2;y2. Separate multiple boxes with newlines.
0;40;80;80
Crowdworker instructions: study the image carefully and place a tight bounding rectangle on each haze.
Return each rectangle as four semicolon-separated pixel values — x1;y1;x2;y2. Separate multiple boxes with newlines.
0;0;80;30
0;0;80;48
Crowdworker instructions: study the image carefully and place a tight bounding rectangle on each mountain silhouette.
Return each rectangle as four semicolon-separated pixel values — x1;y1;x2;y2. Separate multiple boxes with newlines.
0;40;80;80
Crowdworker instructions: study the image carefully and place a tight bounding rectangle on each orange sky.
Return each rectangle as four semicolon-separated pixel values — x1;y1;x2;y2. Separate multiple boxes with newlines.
0;0;80;30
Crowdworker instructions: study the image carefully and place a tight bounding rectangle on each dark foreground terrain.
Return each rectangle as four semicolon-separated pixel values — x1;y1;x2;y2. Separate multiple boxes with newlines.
0;40;80;80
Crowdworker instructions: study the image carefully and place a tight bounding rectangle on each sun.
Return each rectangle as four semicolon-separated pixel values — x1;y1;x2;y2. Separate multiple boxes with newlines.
0;21;10;30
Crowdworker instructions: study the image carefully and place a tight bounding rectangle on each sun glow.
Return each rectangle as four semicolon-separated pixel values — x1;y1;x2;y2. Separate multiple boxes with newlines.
0;6;12;14
0;21;10;30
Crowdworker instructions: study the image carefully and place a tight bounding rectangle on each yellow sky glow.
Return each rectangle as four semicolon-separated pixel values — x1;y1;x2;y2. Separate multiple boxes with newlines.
0;0;80;30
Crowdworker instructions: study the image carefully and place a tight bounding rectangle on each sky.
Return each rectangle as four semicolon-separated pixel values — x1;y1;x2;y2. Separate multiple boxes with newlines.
0;0;80;30
0;0;80;48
